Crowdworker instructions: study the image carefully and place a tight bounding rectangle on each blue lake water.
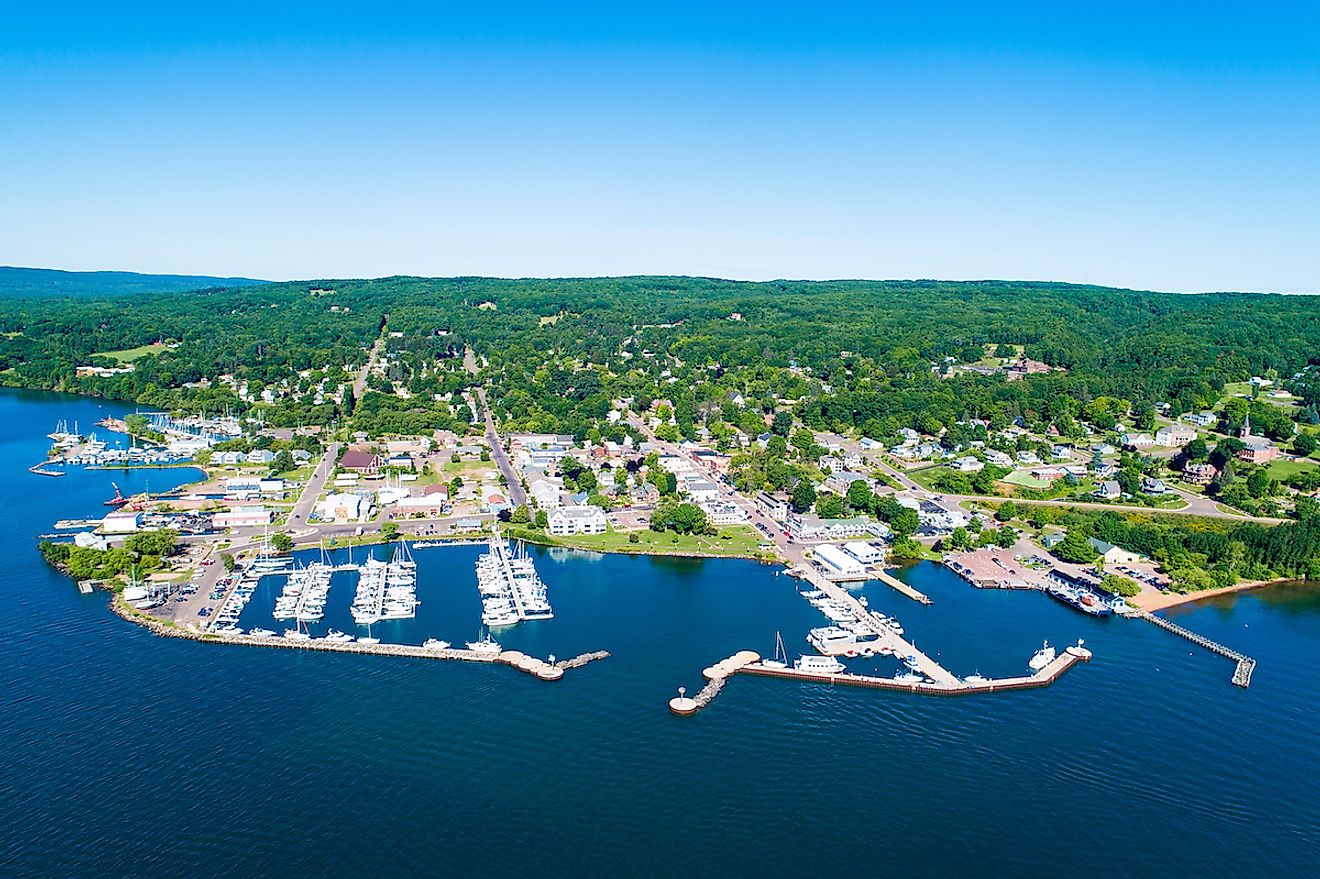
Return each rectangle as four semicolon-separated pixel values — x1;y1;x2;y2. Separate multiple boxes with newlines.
2;388;1318;877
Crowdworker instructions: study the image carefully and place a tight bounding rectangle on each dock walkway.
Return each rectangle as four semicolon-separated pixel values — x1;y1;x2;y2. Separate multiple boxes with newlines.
874;568;932;604
1137;611;1256;687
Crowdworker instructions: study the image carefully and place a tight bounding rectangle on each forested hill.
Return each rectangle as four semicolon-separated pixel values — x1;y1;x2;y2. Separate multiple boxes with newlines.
0;266;268;297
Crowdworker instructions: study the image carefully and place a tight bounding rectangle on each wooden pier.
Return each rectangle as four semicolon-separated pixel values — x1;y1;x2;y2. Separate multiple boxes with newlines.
671;644;1092;714
1137;611;1256;687
874;567;933;604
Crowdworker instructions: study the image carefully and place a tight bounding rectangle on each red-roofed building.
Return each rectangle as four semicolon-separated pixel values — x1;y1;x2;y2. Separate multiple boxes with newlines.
339;449;382;473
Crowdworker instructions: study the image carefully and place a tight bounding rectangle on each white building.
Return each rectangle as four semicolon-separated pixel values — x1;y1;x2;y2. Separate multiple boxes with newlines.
813;543;867;580
547;505;608;536
212;506;274;529
700;500;747;525
684;480;721;502
529;478;562;509
1156;424;1197;446
316;493;372;523
102;510;142;533
843;541;884;566
74;531;109;551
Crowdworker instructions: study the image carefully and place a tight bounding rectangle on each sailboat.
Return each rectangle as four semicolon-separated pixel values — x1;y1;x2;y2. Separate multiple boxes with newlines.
762;631;789;669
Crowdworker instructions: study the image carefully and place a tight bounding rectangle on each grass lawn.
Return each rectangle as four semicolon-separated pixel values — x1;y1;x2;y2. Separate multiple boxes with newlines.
1001;470;1052;490
906;465;951;490
93;341;170;363
1264;458;1319;480
510;524;768;558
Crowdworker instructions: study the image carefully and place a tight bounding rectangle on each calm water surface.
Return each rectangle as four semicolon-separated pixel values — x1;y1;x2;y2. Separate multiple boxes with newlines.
1;389;1317;877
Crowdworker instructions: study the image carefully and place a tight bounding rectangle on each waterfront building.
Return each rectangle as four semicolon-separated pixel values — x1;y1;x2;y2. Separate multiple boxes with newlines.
547;505;608;536
813;543;867;580
842;540;883;565
700;500;747;525
212;506;274;529
101;510;142;533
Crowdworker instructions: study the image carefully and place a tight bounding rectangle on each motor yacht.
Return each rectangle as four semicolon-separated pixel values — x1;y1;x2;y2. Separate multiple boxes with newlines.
1029;640;1057;672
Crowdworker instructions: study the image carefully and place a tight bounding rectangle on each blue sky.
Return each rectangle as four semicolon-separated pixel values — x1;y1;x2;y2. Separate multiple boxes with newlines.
2;2;1317;292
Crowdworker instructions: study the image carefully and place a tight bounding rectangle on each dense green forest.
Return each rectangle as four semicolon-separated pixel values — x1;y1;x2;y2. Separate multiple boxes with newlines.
5;275;1320;439
0;266;266;297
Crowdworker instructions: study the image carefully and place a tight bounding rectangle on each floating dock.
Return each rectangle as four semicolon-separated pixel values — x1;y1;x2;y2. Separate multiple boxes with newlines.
1137;610;1256;687
874;567;932;604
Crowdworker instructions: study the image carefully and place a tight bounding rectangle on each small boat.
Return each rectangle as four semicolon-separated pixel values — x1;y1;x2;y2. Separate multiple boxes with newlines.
216;625;243;636
964;672;989;684
282;629;310;641
903;655;922;672
794;654;846;674
323;629;354;644
247;628;276;638
1029;640;1057;672
894;670;925;683
762;631;789;669
422;638;451;650
104;482;128;507
466;632;502;655
357;636;381;646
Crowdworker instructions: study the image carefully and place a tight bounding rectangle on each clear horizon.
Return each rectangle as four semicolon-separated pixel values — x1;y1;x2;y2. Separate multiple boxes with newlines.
2;2;1318;294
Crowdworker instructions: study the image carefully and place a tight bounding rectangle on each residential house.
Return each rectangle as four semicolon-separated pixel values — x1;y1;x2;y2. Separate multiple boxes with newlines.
1155;424;1197;446
547;505;608;536
1141;476;1169;495
1121;432;1155;449
1088;537;1144;566
1092;480;1122;500
1182;411;1217;427
1183;462;1218;485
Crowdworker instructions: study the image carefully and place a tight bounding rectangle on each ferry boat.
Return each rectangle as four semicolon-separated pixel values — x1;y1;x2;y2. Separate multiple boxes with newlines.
794;654;846;675
1046;581;1111;617
1029;640;1057;672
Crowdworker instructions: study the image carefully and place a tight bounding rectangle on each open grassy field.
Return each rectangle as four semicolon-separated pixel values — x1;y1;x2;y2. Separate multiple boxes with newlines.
1001;470;1052;490
510;524;769;558
93;341;170;363
1264;457;1319;480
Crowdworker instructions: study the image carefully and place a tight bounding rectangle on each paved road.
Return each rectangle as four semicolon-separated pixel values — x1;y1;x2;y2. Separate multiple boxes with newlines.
352;331;386;403
464;344;525;507
288;442;340;527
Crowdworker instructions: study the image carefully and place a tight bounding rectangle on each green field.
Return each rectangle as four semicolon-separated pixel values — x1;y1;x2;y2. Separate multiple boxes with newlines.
1264;457;1319;480
1001;470;1052;490
93;341;170;363
510;524;768;558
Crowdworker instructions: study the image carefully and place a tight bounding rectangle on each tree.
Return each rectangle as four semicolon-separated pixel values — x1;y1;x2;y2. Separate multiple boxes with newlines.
815;493;846;518
124;413;150;437
509;504;530;524
995;526;1017;548
271;449;295;474
1294;432;1317;457
534;510;548;529
845;479;874;513
1053;530;1097;565
220;552;236;572
889;536;925;560
771;411;793;437
1183;438;1209;462
270;532;294;553
1246;469;1271;499
994;501;1018;522
381;521;400;541
1102;574;1141;598
890;506;919;536
790;480;817;513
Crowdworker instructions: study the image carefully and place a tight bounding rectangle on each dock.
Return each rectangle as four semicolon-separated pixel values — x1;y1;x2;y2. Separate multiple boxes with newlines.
671;644;1092;714
874;567;932;604
1137;610;1256;687
794;566;957;685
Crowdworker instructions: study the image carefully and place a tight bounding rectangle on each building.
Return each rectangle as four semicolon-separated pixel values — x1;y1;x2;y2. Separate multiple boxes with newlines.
74;531;109;551
1238;435;1279;465
339;449;382;473
529;478;562;509
316;492;372;523
212;450;246;466
952;456;984;473
395;495;449;517
788;514;880;542
212;506;274;529
813;543;867;580
984;449;1013;468
1155;424;1197;446
1088;537;1143;566
1141;476;1169;495
842;541;884;566
547;505;608;536
1183;462;1218;485
757;492;789;522
1093;480;1122;500
1182;411;1217;427
700;500;747;525
246;449;276;465
1121;432;1155;449
102;510;142;533
684;480;721;502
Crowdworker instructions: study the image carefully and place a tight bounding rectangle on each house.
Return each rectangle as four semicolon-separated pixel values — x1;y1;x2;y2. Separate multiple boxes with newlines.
1029;466;1066;482
1121;432;1155;449
246;449;276;465
952;456;984;473
1183;462;1218;485
1040;530;1067;550
1093;480;1122;500
859;437;882;450
529;479;562;509
339;449;382;473
291;449;313;463
700;500;747;525
484;493;510;515
212;506;273;529
1182;411;1217;427
825;470;869;495
1088;537;1143;566
1016;450;1040;464
1141;476;1169;495
984;450;1013;468
102;510;142;533
1051;444;1071;460
1155;425;1197;446
1238;435;1279;464
385;454;414;469
684;480;721;502
547;505;608;536
758;492;790;522
212;450;246;466
813;544;867;581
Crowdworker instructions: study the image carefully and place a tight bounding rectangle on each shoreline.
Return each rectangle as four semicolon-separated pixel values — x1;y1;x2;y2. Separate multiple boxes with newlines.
1131;577;1296;612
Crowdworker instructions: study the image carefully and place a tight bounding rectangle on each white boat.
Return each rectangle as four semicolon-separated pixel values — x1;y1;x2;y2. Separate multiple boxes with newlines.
216;625;243;636
1029;640;1057;672
794;654;846;674
422;638;451;650
357;636;381;646
247;628;276;638
323;629;354;644
894;670;925;683
762;631;789;669
282;629;310;641
807;626;857;654
964;672;989;684
466;632;502;655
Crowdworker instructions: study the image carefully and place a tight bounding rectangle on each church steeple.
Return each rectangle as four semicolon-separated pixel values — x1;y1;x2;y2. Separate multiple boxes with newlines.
1241;411;1252;437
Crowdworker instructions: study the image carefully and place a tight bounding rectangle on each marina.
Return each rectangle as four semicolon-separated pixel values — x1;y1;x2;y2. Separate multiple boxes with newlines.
474;531;553;628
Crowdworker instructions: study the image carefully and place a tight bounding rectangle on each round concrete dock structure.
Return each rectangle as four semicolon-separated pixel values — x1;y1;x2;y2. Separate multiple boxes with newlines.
668;696;699;715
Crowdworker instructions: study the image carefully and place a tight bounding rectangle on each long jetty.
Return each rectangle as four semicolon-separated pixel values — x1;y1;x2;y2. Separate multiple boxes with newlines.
1136;610;1256;687
671;644;1092;715
874;567;932;604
